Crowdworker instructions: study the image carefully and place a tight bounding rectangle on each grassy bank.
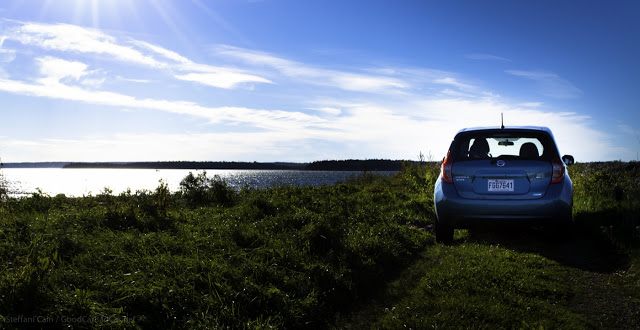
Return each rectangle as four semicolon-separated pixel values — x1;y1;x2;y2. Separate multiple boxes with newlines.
0;162;638;328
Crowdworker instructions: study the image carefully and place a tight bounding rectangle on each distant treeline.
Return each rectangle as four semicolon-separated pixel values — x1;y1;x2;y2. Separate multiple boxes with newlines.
305;159;417;171
60;159;419;171
2;162;70;168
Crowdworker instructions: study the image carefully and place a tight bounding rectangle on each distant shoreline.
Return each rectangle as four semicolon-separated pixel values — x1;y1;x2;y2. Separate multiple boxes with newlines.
62;161;307;170
3;160;426;171
1;162;71;168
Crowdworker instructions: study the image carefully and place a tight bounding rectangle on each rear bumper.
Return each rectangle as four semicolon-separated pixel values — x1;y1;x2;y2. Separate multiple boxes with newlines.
434;177;572;228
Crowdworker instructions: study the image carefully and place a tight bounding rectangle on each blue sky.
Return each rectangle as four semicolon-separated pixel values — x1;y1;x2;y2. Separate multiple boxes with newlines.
0;0;639;162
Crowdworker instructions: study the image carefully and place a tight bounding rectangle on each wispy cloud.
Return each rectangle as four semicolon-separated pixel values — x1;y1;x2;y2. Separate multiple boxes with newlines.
2;131;326;162
131;40;191;64
215;45;411;94
0;20;624;162
517;102;543;108
175;72;272;89
0;73;322;131
506;70;583;99
1;20;272;90
11;21;166;68
433;77;479;93
215;46;500;99
0;76;620;162
308;107;342;116
116;76;152;84
466;53;511;62
0;35;15;62
331;73;408;92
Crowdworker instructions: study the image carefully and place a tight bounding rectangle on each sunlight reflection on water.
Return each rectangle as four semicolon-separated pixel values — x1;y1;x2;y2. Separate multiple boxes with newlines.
3;168;395;197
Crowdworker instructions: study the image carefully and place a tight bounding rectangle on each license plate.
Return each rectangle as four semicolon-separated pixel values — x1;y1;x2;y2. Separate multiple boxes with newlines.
488;179;514;192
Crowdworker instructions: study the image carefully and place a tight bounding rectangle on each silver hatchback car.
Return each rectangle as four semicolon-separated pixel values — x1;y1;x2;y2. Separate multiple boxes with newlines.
433;126;574;243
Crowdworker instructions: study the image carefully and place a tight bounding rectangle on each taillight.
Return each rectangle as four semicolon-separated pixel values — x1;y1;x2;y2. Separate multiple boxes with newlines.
441;151;454;183
551;155;565;183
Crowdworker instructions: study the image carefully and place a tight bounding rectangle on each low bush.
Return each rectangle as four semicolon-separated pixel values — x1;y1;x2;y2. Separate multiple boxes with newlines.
179;171;235;207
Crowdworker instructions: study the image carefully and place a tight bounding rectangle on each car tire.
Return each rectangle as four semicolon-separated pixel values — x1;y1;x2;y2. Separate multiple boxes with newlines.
435;220;454;244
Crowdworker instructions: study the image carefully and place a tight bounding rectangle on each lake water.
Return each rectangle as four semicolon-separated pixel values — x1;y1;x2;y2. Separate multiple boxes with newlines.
1;168;395;197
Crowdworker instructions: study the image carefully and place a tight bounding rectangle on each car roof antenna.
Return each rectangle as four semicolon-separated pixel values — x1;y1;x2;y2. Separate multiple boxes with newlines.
500;113;504;129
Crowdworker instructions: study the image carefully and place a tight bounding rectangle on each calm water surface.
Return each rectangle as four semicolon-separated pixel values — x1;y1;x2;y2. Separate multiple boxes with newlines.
2;168;394;197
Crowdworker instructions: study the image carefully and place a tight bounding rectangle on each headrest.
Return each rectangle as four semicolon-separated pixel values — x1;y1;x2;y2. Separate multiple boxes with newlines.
519;142;539;159
469;139;489;159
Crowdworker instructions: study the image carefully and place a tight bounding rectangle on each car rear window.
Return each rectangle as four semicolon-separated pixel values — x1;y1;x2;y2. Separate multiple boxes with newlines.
451;130;557;162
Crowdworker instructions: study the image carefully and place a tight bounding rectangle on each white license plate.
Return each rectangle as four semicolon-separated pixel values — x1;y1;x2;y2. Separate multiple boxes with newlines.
488;179;514;192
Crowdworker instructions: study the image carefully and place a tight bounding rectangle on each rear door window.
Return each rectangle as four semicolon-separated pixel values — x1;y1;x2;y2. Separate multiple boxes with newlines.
453;130;555;162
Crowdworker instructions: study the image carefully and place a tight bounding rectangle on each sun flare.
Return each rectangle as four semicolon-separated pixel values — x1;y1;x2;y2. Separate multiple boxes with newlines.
37;0;141;29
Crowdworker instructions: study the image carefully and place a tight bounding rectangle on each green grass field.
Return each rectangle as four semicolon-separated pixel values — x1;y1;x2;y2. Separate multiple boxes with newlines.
0;162;638;328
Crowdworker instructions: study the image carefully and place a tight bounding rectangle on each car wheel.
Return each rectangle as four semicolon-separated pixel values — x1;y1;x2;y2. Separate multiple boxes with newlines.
435;220;454;244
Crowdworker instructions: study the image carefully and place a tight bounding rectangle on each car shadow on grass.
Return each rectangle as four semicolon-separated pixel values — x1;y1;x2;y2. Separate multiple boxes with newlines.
463;222;630;273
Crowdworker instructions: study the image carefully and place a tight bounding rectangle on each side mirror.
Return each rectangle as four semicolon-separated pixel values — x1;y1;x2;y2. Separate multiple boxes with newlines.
562;155;574;165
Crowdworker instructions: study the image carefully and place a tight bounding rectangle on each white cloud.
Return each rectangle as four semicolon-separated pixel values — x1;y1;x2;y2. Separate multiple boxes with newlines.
332;73;408;92
517;102;543;108
2;20;272;90
34;57;107;87
13;21;166;68
116;76;153;84
1;131;325;162
0;81;622;162
175;71;272;89
131;40;191;64
0;63;616;162
0;21;628;162
36;56;88;82
0;74;322;131
308;107;342;115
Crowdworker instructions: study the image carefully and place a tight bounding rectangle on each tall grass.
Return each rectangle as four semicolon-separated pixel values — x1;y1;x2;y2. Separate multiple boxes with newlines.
570;161;640;249
0;162;638;328
338;161;640;328
0;159;7;201
0;167;433;328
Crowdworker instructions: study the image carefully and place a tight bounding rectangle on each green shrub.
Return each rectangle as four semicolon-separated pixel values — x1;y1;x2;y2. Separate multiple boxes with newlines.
571;162;640;248
179;171;235;207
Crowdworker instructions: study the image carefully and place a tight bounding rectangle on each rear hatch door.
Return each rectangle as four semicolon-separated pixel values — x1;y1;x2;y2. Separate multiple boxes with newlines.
452;159;552;200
